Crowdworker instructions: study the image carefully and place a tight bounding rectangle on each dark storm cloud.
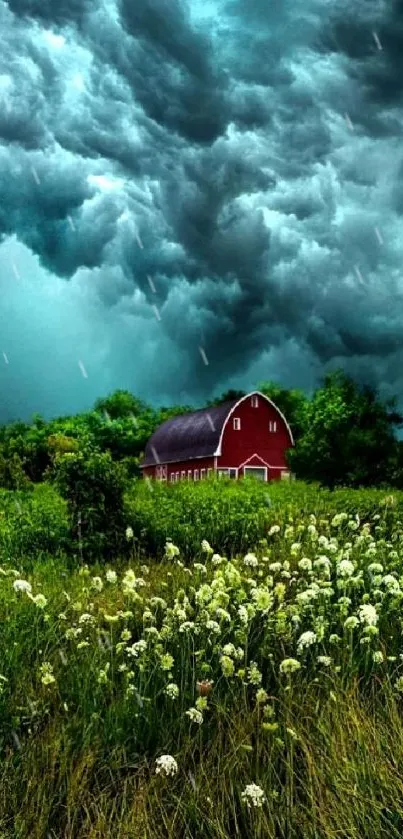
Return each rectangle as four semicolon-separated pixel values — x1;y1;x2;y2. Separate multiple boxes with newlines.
5;0;94;26
321;0;403;108
0;0;403;422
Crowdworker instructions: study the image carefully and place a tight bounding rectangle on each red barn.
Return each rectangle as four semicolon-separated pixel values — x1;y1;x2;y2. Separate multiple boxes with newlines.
140;391;294;483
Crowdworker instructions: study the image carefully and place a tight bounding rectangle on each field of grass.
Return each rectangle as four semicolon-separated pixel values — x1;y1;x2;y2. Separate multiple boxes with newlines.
1;478;403;837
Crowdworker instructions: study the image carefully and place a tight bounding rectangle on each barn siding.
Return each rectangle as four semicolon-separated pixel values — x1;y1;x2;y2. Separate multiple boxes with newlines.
142;456;215;481
218;395;291;479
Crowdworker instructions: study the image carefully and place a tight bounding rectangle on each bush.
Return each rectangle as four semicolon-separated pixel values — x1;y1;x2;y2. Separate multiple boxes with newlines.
0;483;69;563
52;449;129;561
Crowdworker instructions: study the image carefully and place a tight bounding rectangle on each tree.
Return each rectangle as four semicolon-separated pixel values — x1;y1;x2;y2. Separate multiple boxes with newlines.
52;449;129;560
93;389;149;420
288;370;402;488
206;389;246;408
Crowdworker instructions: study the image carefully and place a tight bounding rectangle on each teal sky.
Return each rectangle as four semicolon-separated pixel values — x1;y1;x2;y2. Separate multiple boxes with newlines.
0;0;402;421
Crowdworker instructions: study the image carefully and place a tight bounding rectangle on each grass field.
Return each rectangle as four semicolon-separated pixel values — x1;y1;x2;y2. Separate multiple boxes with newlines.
1;478;403;837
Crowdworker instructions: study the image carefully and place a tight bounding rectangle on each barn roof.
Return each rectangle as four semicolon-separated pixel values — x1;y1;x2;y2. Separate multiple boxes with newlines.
140;398;239;467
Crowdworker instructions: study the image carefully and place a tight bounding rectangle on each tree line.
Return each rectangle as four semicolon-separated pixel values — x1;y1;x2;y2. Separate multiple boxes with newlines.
0;368;402;491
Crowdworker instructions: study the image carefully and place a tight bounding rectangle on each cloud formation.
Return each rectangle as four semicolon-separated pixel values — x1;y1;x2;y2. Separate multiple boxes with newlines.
0;0;402;422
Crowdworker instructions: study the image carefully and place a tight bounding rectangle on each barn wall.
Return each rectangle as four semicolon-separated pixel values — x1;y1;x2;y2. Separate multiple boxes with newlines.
218;394;292;478
141;456;215;481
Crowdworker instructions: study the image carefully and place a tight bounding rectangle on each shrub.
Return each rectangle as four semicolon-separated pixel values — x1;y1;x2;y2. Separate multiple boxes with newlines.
52;449;128;561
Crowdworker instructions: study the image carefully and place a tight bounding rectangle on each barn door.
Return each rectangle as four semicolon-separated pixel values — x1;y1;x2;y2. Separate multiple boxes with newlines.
243;466;267;481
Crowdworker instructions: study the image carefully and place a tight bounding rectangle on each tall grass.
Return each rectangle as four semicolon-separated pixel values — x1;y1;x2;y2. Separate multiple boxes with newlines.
0;480;402;836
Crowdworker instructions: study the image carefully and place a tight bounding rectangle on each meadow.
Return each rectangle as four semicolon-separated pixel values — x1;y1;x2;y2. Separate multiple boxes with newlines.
1;477;403;837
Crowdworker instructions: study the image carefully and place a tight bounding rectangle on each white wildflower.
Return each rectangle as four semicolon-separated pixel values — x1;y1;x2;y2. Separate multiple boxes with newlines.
358;604;378;626
244;552;259;568
298;558;312;572
127;640;147;658
155;754;178;776
201;540;213;554
164;683;179;700
165;540;180;559
91;576;103;592
337;559;355;578
186;707;203;725
344;616;359;631
297;631;317;653
241;783;266;809
13;579;32;594
280;658;301;674
31;593;47;609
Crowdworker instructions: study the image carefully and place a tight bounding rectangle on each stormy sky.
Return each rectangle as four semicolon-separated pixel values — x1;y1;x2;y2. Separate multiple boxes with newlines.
1;0;403;422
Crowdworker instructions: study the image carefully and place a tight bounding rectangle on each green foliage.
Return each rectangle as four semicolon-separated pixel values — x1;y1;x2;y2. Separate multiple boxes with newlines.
125;476;403;561
125;475;277;561
206;388;246;407
93;388;149;420
288;370;401;488
1;485;403;837
0;484;68;563
0;450;31;490
52;450;129;561
47;433;80;456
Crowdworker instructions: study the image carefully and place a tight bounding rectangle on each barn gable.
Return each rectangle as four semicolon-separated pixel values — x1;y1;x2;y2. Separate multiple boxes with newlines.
215;391;294;454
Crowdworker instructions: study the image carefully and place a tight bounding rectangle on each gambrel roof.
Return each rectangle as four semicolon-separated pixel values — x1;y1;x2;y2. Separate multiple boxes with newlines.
140;398;239;466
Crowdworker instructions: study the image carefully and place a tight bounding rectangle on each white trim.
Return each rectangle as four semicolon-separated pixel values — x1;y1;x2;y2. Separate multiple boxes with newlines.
214;391;294;456
243;465;268;481
217;466;238;477
238;452;271;470
141;452;217;468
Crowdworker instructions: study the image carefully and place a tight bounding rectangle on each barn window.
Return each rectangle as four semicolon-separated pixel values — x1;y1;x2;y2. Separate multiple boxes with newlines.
281;471;290;480
218;469;229;478
200;468;206;479
181;471;186;479
229;468;237;479
269;421;277;432
194;469;199;481
233;417;241;430
251;395;259;408
207;468;213;477
170;474;175;482
188;470;192;480
175;472;179;481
